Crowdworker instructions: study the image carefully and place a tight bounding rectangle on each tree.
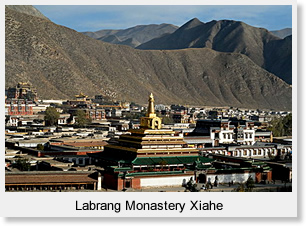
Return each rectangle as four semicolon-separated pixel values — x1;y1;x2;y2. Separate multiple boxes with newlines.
37;144;44;151
14;158;31;171
75;109;92;127
245;176;255;192
267;113;292;137
282;113;292;136
44;107;60;126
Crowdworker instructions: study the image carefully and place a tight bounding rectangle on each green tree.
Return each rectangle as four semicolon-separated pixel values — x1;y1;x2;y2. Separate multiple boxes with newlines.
44;107;60;126
14;158;31;171
37;144;44;151
282;113;292;136
245;176;255;192
75;110;92;127
267;113;292;137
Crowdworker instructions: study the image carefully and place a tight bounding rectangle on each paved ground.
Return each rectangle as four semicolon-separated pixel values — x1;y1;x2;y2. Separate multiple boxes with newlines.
15;180;291;192
114;180;292;192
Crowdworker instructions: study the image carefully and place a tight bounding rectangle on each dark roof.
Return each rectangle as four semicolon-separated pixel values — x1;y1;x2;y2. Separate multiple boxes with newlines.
132;156;214;165
65;141;107;147
5;172;97;185
88;152;136;164
123;170;187;177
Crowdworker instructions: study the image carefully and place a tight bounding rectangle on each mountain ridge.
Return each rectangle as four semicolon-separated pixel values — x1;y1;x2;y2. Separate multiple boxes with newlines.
82;23;178;47
137;18;292;84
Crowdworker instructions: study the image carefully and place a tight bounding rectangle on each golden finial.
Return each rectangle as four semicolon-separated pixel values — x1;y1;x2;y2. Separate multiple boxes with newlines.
139;93;161;130
147;93;155;116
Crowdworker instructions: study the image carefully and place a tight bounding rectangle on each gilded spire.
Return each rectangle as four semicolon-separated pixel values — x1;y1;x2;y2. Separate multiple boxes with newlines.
140;93;162;130
147;93;155;116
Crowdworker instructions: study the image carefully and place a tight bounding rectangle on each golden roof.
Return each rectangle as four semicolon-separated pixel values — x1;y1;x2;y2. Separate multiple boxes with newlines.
75;92;88;98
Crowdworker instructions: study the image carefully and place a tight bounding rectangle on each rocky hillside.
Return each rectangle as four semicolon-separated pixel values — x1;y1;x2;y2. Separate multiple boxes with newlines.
97;35;141;48
264;35;292;84
5;7;292;110
137;18;292;84
5;5;49;20
82;24;178;47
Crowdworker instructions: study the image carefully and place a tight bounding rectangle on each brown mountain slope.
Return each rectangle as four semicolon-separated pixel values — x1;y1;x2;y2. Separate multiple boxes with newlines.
97;35;141;48
5;5;49;20
5;8;291;110
137;18;292;84
264;35;292;84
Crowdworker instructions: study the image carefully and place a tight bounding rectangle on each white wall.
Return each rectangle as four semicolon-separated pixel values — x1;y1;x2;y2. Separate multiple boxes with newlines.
219;131;234;143
207;173;256;184
140;175;195;187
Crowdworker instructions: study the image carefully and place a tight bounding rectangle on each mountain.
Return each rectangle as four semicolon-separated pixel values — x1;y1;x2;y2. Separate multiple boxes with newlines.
265;35;292;84
5;5;49;20
271;28;292;39
82;24;178;47
137;18;292;84
98;35;122;44
82;30;118;39
97;35;141;48
5;7;292;110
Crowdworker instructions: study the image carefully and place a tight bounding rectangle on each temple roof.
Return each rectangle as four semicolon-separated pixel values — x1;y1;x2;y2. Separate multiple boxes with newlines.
5;171;97;185
89;152;213;166
132;156;214;165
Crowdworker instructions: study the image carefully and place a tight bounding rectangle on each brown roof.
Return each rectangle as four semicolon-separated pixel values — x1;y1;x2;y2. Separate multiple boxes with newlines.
64;141;107;147
6;172;97;185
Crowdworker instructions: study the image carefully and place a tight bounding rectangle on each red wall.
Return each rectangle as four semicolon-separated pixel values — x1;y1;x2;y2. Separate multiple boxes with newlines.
8;105;33;115
103;173;119;190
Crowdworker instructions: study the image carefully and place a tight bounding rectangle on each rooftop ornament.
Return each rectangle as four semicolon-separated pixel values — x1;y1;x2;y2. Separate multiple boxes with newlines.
140;93;162;130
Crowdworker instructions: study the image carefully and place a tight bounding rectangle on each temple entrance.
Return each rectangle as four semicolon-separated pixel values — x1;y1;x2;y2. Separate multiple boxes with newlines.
198;174;207;183
125;179;131;188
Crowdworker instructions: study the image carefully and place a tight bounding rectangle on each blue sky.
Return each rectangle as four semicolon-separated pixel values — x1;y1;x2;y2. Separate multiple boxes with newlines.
34;5;292;32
